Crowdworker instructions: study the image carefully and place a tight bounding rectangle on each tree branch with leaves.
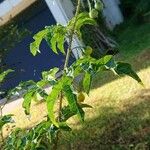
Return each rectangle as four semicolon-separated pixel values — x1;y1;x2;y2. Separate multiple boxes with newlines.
3;0;143;149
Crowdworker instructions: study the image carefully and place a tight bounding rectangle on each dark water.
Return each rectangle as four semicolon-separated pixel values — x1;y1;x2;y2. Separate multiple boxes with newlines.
1;1;74;91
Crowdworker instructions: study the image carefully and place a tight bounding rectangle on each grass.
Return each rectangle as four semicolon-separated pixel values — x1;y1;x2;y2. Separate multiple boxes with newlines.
114;22;150;60
1;23;150;149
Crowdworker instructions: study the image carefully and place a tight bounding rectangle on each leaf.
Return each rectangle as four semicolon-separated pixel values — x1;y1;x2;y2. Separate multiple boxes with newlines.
50;24;66;54
36;88;48;100
76;17;97;31
0;114;14;130
30;28;49;56
37;80;49;88
114;62;142;84
44;26;53;48
77;12;90;20
22;89;36;115
57;35;65;54
60;106;75;121
61;103;92;122
80;103;93;108
46;76;72;127
83;72;92;95
7;80;36;98
50;34;58;54
63;85;84;122
42;67;59;81
97;55;112;65
0;69;14;83
68;12;97;38
75;16;97;38
68;12;90;28
46;81;63;127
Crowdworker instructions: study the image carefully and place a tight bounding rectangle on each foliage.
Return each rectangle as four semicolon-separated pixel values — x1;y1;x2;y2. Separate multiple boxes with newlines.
3;0;142;149
120;0;150;23
0;21;29;60
0;69;14;145
0;114;14;130
0;69;14;83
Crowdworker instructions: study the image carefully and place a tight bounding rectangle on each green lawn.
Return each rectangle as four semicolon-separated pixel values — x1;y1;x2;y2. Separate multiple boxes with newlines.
2;23;150;150
115;23;150;60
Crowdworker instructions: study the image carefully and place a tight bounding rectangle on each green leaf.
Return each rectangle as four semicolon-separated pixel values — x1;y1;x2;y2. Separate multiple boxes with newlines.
42;67;59;81
68;12;90;28
61;103;92;122
50;24;66;54
44;26;53;48
50;34;58;54
68;12;97;38
76;17;97;30
30;28;49;56
60;106;75;121
22;89;36;115
57;35;65;54
83;72;92;95
36;88;48;100
63;85;77;113
37;80;49;88
7;80;36;98
63;85;84;122
97;55;113;65
75;15;97;38
77;12;90;20
46;81;63;127
80;103;93;108
46;76;72;127
0;114;14;130
114;62;142;84
0;69;14;83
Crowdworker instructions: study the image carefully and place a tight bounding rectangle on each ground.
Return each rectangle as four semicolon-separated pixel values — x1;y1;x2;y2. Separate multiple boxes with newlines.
1;22;150;149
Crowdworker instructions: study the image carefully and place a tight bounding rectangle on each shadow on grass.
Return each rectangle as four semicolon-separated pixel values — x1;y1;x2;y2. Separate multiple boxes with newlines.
59;89;150;150
92;48;150;89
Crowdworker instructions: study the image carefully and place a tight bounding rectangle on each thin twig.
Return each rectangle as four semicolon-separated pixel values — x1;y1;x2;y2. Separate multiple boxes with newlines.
64;0;81;69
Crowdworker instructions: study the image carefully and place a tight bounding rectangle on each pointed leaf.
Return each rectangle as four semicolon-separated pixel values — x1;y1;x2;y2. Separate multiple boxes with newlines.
50;34;58;54
50;24;66;54
61;103;92;122
97;55;112;65
0;114;14;130
30;28;49;56
114;62;142;84
42;67;59;81
76;18;97;30
57;35;65;54
80;103;93;108
0;69;14;83
46;81;63;127
22;89;36;115
63;85;84;122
